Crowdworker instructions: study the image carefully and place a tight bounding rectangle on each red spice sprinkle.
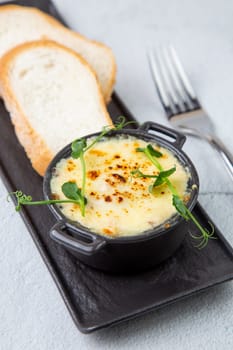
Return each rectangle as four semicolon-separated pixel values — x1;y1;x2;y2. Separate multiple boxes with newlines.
87;170;100;180
105;178;115;186
118;196;123;203
104;195;112;202
112;173;126;182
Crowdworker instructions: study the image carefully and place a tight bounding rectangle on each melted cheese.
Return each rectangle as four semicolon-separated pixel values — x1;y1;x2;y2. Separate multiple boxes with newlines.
50;136;189;237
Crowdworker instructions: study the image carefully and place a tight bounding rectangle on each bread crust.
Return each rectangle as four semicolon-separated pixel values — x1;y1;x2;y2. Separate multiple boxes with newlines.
0;40;113;176
0;4;116;102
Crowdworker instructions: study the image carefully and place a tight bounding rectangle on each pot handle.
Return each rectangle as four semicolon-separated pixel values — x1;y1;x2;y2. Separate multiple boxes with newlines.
50;221;106;256
139;122;186;149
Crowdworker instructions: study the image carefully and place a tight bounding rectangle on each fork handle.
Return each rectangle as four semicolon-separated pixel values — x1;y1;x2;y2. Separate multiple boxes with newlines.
207;135;233;180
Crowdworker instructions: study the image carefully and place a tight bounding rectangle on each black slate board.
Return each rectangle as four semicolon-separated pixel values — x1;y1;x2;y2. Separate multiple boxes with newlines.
1;0;233;334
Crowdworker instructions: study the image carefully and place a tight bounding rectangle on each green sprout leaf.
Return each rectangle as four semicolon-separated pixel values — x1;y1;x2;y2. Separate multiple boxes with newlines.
136;145;163;158
62;181;87;215
136;147;145;153
71;138;87;159
152;176;166;188
159;167;176;178
131;166;176;190
172;195;190;220
146;144;163;158
62;182;82;201
152;167;176;188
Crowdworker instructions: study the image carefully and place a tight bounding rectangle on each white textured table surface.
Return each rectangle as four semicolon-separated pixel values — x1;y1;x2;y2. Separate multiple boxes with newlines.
1;0;233;349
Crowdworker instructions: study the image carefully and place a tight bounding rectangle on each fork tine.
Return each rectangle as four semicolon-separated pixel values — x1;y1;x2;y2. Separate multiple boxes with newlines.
169;46;201;108
156;49;183;114
162;47;191;111
148;50;176;117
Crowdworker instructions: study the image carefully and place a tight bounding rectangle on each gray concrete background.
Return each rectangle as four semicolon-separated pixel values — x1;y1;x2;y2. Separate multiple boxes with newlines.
0;0;233;349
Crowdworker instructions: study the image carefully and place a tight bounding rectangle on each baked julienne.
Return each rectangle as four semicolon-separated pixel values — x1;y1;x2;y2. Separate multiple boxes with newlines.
10;117;215;248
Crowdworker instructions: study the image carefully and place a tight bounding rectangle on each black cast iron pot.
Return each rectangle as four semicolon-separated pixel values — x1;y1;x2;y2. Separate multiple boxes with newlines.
43;122;199;273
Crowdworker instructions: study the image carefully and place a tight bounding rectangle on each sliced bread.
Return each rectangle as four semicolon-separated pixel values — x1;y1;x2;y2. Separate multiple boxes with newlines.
0;4;116;102
0;40;113;176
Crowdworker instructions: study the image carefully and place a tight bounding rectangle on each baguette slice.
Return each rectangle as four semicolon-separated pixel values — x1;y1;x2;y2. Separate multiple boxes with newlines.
0;4;116;102
0;40;113;176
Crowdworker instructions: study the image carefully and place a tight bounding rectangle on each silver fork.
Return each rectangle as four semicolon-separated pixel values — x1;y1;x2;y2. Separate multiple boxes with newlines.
148;46;233;179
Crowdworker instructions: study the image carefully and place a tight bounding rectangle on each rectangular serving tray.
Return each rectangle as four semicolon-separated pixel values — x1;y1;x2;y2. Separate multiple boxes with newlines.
1;0;233;334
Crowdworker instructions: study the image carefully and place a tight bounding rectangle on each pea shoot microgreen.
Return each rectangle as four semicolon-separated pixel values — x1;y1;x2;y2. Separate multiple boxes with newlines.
8;188;85;212
9;116;135;217
131;144;216;248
